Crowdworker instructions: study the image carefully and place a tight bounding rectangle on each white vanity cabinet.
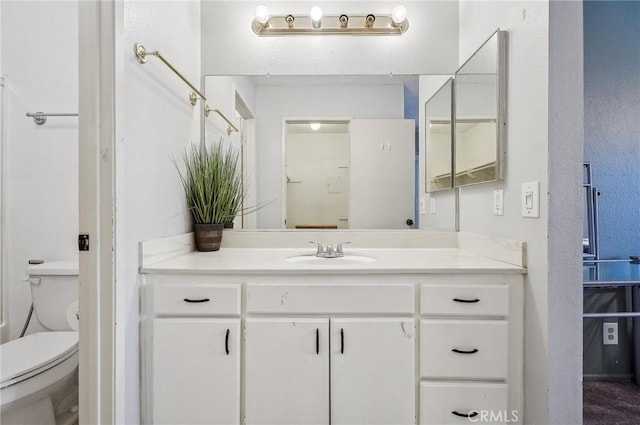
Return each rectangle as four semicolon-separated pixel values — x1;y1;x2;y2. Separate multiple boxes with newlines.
141;272;523;425
142;282;242;425
418;275;523;425
244;282;416;425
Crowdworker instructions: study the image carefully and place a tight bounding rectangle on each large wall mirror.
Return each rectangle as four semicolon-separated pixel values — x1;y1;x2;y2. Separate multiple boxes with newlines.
204;75;422;230
454;29;507;187
425;78;453;192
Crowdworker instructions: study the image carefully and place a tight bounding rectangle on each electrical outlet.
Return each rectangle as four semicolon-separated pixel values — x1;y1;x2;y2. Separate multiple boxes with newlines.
603;322;618;345
493;189;504;215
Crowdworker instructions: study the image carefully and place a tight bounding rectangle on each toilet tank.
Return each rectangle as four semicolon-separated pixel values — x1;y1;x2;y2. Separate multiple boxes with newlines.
27;260;79;331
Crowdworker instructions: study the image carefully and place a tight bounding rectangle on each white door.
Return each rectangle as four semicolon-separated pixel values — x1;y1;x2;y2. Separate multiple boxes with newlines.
245;318;330;425
350;119;416;228
152;318;240;425
330;318;416;425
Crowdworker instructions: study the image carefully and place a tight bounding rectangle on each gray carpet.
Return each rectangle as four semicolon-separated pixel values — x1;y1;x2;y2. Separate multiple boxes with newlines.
584;381;640;425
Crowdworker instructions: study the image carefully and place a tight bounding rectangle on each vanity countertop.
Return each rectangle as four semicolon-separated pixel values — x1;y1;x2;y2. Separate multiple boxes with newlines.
140;247;526;275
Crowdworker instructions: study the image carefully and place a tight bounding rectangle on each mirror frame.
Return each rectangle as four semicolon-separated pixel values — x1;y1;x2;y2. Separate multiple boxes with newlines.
453;29;508;188
424;78;454;193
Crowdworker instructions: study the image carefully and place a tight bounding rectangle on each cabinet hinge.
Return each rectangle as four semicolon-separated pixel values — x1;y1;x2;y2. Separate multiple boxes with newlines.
78;234;90;251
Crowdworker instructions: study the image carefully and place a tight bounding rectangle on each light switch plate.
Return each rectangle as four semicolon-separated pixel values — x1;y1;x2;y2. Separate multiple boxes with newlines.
419;196;426;215
521;181;540;218
493;190;504;216
430;197;436;214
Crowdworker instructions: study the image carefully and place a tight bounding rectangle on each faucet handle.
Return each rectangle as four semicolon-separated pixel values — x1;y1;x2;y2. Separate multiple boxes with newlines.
336;241;351;254
309;241;324;255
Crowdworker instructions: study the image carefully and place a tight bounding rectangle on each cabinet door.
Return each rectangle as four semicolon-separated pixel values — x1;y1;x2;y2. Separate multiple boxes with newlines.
330;318;416;425
152;318;240;425
245;318;330;425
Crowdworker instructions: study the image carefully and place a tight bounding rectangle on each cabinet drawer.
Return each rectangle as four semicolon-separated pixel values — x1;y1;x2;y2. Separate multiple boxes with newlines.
246;283;414;314
152;283;241;316
420;320;507;380
420;382;510;425
421;284;508;316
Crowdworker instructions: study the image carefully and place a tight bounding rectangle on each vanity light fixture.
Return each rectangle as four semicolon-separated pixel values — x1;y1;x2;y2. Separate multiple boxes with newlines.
391;5;407;26
251;5;409;36
255;5;270;27
310;6;322;28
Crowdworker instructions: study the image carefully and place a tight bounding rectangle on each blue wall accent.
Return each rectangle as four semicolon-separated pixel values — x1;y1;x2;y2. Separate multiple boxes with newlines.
584;0;640;261
583;0;640;379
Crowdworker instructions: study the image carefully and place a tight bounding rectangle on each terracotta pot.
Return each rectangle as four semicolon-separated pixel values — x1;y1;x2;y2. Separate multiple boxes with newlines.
194;223;224;251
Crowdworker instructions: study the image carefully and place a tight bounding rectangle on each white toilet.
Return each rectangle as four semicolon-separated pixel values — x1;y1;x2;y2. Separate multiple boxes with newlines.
1;260;79;425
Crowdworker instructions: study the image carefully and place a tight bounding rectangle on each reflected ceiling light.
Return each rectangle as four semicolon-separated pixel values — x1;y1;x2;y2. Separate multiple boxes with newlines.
251;6;409;36
310;6;323;28
391;5;407;26
310;123;321;131
255;5;270;26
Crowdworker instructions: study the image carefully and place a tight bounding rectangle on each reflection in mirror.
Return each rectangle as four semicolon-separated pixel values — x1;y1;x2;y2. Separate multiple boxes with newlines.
425;78;453;192
285;120;349;229
454;30;507;187
204;75;422;230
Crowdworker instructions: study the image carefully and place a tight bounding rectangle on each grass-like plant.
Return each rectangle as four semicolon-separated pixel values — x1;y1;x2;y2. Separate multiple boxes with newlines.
176;141;243;225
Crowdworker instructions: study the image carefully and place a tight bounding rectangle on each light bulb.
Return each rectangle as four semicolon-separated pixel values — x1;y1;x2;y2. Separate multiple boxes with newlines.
255;5;270;25
391;5;407;25
310;6;322;27
310;123;321;131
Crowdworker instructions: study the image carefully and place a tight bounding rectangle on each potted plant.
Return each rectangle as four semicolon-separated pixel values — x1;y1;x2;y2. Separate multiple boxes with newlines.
176;141;243;251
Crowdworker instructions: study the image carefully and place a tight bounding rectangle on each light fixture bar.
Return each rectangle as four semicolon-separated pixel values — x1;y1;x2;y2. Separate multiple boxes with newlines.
252;14;408;36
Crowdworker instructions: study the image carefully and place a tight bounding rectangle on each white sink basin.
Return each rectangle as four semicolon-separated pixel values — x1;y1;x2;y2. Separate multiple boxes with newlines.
285;254;377;265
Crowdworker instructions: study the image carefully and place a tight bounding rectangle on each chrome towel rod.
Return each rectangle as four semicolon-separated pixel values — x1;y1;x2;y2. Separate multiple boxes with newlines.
133;43;238;135
26;112;78;126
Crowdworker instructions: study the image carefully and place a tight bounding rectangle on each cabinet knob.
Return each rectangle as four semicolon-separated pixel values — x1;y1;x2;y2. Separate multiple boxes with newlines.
183;297;210;303
451;348;479;355
452;297;480;303
451;410;478;418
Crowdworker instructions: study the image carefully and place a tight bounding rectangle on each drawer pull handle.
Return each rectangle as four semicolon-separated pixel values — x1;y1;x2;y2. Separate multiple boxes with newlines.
451;410;478;418
183;298;210;303
316;328;320;355
340;328;345;354
453;297;480;303
225;329;230;355
452;348;479;354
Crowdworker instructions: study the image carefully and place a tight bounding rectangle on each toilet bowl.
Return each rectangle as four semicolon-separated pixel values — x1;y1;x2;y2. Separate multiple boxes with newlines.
1;332;78;425
0;260;79;425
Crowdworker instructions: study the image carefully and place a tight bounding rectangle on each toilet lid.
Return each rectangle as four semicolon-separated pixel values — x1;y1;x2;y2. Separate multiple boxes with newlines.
1;331;78;387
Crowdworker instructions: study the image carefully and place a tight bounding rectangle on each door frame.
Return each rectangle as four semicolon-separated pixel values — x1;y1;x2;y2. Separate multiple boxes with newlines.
281;116;351;229
78;1;119;423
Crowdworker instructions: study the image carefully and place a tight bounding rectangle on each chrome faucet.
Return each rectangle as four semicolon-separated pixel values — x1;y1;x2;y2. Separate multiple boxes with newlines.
309;241;351;258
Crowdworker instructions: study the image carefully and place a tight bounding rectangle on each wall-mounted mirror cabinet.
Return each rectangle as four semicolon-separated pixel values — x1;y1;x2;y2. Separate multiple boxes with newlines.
454;29;507;187
425;78;454;192
424;29;507;193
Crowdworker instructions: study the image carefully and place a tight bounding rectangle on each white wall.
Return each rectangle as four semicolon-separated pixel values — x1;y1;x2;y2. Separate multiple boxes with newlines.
458;1;583;424
1;1;78;339
202;1;459;75
120;1;201;422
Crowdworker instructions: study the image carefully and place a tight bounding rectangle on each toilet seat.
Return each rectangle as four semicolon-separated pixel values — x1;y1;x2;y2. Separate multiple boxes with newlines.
1;332;78;389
